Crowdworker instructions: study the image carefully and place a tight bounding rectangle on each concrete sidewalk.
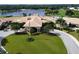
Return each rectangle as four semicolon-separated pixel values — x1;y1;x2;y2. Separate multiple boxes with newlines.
50;29;79;54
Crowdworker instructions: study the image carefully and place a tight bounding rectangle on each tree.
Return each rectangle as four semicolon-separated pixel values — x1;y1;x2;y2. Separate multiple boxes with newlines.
73;10;79;18
45;9;53;16
30;27;37;33
42;22;55;33
28;13;31;16
64;26;73;33
58;9;66;18
66;10;74;16
0;22;10;30
69;23;76;28
23;13;27;16
52;10;59;15
26;17;34;42
74;7;78;10
10;22;21;30
56;18;67;30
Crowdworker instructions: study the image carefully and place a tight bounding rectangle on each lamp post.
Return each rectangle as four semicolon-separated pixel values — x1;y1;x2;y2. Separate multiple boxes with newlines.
28;19;31;38
27;17;32;41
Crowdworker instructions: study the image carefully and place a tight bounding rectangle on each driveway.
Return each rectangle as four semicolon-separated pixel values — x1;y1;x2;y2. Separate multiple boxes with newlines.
0;29;79;54
50;29;79;54
0;30;15;53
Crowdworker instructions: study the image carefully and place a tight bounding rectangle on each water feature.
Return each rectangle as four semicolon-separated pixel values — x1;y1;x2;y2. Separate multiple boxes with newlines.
0;9;45;16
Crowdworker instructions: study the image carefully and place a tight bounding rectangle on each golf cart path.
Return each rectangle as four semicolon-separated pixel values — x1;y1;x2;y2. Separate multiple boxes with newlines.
0;30;15;53
50;29;79;54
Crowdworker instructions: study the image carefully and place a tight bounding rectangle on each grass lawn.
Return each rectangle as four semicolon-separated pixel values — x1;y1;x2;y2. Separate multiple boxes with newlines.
2;33;67;54
69;31;79;41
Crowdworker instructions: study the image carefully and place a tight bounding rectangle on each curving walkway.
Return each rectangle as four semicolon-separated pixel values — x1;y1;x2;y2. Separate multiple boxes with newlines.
50;29;79;54
0;30;15;53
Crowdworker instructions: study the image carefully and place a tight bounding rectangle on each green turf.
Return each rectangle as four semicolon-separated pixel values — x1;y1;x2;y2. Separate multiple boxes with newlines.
3;33;67;54
69;32;79;41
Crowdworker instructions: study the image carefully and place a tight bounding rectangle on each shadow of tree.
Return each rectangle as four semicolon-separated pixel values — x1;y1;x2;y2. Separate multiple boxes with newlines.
1;38;8;46
15;32;27;35
46;33;60;36
27;37;35;42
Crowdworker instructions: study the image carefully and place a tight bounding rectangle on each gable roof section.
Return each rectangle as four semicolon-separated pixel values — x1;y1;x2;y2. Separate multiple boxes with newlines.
23;16;42;27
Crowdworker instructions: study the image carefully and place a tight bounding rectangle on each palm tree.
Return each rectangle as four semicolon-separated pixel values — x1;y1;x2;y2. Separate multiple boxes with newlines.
26;17;34;41
56;18;67;30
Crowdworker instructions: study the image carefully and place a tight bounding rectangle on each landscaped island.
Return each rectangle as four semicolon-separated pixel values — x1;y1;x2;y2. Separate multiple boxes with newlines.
2;33;67;54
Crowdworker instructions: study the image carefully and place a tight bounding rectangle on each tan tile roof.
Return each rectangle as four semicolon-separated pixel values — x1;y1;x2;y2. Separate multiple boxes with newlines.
0;16;55;27
64;17;79;25
40;16;55;22
0;17;22;22
23;16;42;27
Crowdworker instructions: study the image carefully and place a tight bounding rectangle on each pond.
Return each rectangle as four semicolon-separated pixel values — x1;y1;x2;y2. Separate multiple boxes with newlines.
0;9;45;16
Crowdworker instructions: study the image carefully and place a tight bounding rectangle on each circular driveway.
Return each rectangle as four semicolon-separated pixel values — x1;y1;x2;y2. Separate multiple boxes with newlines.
0;30;15;53
0;29;79;54
50;29;79;54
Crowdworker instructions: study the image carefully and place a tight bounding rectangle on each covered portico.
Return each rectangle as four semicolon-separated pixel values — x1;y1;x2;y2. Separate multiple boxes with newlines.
23;16;42;32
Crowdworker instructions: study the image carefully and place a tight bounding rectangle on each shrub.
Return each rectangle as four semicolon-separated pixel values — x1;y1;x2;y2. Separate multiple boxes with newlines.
10;22;20;30
30;27;37;33
27;37;34;42
42;22;55;33
23;13;27;16
0;22;10;30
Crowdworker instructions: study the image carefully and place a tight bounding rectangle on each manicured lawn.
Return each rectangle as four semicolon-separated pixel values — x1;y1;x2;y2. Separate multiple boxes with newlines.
2;33;67;54
69;32;79;41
